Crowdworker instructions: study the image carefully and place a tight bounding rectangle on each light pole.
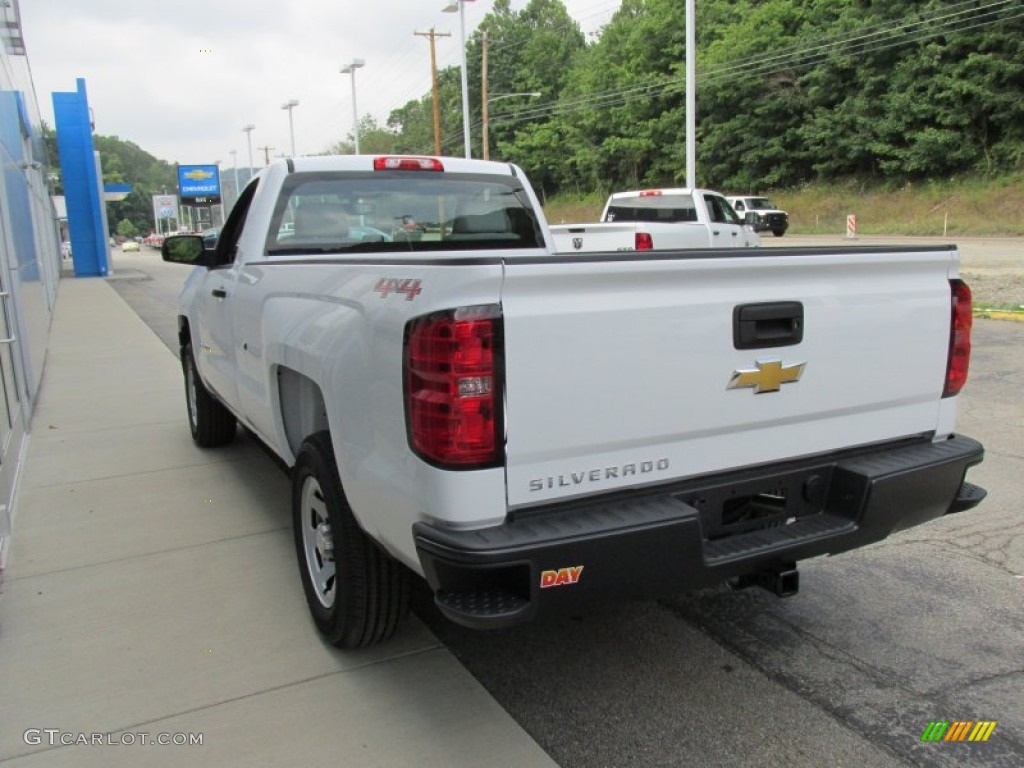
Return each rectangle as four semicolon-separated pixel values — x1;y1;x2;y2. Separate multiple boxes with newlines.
483;92;540;161
241;124;255;178
340;59;365;154
281;99;300;157
686;0;696;187
229;149;240;204
442;0;475;158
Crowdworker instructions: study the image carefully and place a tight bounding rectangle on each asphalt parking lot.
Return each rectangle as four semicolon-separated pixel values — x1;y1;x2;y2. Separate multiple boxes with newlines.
99;242;1024;767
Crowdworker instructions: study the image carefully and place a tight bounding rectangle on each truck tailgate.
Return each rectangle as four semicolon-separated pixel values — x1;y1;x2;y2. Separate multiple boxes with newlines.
549;223;644;253
500;247;959;509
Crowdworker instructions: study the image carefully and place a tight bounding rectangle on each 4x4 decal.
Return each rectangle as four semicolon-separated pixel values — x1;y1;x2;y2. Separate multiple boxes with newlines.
373;278;422;301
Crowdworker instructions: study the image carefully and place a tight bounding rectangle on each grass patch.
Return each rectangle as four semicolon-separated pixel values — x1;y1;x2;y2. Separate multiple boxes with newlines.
542;191;607;226
771;173;1024;237
974;301;1024;313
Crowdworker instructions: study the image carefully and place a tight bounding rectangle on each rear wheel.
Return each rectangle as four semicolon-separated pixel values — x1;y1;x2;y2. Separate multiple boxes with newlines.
182;343;236;447
772;229;786;237
292;431;410;648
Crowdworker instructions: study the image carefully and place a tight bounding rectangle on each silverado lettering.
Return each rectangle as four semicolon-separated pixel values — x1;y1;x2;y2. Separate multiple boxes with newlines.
529;458;671;492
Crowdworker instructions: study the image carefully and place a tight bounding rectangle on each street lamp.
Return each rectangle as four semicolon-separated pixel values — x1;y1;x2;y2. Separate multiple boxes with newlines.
443;0;475;158
483;92;540;161
229;149;240;204
281;99;300;157
241;124;255;177
340;59;365;154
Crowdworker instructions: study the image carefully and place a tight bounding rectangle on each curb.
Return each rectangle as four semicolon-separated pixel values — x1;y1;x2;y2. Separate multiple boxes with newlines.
974;309;1024;322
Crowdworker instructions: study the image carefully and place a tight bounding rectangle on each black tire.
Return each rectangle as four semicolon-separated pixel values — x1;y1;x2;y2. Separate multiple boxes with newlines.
292;431;410;648
182;343;237;447
772;229;786;237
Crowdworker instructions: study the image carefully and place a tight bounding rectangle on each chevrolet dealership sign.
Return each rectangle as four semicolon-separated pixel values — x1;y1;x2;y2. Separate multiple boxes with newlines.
177;164;221;204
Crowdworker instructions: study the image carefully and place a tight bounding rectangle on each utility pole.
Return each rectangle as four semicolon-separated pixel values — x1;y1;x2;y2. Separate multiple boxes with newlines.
415;28;451;155
258;145;275;166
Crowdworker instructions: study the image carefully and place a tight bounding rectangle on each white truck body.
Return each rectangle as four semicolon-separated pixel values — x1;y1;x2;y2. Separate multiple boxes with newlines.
727;195;790;237
550;188;760;252
163;155;985;647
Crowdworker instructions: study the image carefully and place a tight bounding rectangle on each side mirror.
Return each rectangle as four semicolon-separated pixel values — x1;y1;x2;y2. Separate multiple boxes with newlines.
162;235;214;267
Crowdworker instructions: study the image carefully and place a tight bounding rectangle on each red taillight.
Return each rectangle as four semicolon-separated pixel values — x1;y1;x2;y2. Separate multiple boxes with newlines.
635;232;653;250
404;305;503;468
943;279;972;398
374;156;444;172
638;190;663;197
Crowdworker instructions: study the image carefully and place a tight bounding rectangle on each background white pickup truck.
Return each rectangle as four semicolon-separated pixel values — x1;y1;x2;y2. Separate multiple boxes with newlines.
727;195;790;237
549;188;760;252
162;155;985;648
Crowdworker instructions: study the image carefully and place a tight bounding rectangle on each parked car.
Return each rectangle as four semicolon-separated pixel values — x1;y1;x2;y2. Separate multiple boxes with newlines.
276;221;392;243
121;240;140;252
202;228;220;250
349;225;392;242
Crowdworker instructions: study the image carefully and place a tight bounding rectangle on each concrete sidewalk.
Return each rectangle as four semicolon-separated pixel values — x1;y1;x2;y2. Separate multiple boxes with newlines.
0;278;556;767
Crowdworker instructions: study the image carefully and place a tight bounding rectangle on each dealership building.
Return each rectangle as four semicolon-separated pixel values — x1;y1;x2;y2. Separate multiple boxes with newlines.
0;2;62;569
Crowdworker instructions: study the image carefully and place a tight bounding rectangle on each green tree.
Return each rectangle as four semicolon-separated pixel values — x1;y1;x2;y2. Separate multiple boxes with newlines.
116;219;138;238
325;115;399;155
71;135;178;235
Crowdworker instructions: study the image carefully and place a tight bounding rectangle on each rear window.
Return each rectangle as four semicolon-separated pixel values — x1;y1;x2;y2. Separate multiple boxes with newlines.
265;172;543;254
604;194;697;223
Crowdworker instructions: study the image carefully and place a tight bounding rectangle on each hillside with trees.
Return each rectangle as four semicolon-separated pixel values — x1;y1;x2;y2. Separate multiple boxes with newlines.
382;0;1024;197
43;125;177;237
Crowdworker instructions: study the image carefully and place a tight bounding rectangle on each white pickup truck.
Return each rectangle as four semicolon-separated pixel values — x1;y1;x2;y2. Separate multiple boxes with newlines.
549;188;760;252
162;155;986;648
727;195;790;237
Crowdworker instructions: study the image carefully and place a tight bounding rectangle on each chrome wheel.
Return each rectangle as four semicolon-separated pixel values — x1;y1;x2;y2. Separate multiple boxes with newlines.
300;475;336;609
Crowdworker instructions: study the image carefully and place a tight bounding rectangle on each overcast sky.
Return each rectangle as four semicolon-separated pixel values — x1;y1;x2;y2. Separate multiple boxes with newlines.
20;0;620;168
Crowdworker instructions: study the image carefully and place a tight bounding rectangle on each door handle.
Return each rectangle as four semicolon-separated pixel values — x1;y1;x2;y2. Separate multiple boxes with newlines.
211;288;227;299
733;302;804;349
712;230;721;236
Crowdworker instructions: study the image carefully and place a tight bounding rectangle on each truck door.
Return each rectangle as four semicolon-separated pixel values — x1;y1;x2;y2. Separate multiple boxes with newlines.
191;182;257;411
704;193;746;247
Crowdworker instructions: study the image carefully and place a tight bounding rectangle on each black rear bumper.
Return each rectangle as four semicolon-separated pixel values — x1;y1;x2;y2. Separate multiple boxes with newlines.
414;435;985;629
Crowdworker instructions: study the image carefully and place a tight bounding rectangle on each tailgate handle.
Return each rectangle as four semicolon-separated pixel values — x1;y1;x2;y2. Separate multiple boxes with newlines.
733;302;803;349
